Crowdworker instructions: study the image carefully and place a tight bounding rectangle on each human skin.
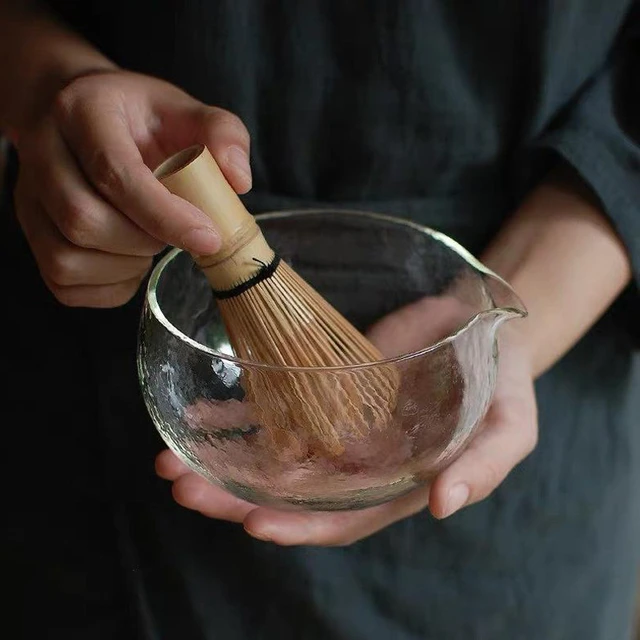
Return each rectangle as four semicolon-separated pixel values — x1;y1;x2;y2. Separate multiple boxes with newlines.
1;0;632;546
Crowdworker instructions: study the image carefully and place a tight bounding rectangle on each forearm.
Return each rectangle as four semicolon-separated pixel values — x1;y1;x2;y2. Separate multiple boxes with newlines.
0;0;116;137
481;167;633;378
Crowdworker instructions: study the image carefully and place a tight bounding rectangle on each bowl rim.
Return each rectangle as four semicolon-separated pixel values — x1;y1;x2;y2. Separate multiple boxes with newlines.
144;208;526;371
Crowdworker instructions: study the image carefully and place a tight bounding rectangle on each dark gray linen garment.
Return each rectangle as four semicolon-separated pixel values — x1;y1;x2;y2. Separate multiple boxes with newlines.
3;2;640;638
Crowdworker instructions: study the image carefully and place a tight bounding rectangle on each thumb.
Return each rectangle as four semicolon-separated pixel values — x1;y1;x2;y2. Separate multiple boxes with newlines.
193;106;253;194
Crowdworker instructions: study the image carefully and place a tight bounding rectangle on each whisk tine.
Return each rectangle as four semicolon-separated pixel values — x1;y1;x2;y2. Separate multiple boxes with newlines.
277;264;381;359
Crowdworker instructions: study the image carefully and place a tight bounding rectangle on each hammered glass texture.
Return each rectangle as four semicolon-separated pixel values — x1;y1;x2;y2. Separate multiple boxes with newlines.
137;210;524;510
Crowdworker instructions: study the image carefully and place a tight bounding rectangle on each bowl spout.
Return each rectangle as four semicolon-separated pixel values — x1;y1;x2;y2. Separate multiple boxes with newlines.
481;268;528;325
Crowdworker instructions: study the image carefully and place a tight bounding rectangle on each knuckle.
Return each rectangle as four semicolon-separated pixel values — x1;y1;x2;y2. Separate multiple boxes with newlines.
52;82;83;122
52;74;100;120
44;249;79;287
89;148;131;195
171;477;195;508
52;87;74;121
56;197;101;249
207;108;250;142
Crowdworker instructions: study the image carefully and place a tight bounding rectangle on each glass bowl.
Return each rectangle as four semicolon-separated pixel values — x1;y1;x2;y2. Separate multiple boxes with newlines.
137;210;526;511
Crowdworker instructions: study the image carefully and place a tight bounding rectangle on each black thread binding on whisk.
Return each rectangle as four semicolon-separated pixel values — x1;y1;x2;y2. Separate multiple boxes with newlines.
212;255;282;299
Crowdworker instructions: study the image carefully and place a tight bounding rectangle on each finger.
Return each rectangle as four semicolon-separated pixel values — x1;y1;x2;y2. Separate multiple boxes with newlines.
155;449;192;481
159;103;253;194
171;474;257;523
193;107;252;194
243;486;430;546
39;126;165;256
55;96;222;256
45;274;147;308
428;389;538;519
20;202;152;286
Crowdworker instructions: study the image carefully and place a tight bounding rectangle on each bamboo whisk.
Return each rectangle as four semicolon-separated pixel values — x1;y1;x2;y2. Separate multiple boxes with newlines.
154;144;399;455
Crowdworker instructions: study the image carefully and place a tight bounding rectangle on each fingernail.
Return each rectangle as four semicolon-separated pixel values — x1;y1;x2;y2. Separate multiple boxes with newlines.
181;227;220;255
442;483;469;518
226;145;252;189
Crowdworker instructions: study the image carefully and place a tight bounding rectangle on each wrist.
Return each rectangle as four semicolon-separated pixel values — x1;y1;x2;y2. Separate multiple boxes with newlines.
481;168;631;378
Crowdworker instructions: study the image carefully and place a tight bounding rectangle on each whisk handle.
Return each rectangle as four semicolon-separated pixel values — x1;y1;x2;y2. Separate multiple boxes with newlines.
154;144;274;292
